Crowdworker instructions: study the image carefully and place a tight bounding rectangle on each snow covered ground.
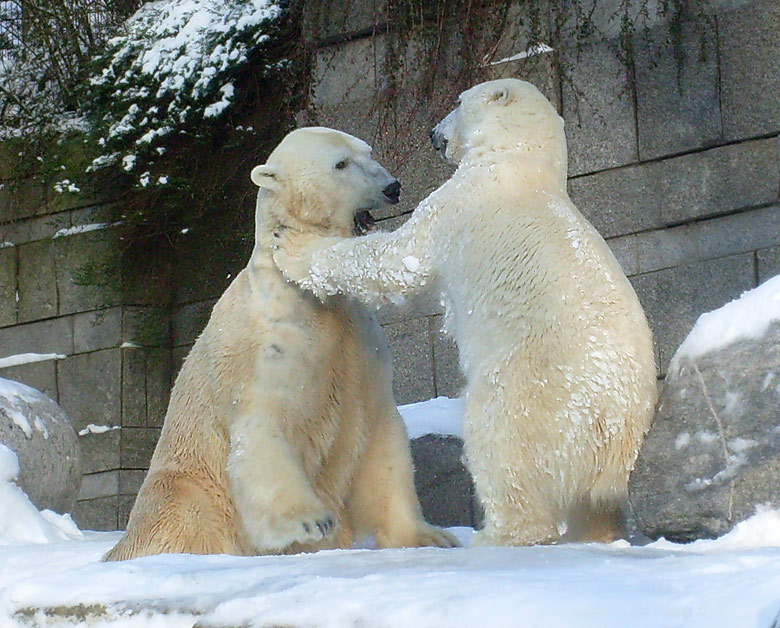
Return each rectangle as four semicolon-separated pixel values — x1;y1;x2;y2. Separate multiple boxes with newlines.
2;512;780;627
2;426;780;627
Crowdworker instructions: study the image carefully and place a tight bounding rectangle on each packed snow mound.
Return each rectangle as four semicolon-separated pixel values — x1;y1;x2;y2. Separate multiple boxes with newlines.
398;396;464;439
0;443;19;483
671;274;780;369
0;444;82;546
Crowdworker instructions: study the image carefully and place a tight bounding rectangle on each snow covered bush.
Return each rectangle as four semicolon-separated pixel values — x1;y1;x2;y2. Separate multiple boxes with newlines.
0;0;133;139
85;0;283;186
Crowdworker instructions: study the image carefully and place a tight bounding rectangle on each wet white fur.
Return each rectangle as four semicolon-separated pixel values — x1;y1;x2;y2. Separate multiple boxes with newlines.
105;128;456;561
275;83;657;546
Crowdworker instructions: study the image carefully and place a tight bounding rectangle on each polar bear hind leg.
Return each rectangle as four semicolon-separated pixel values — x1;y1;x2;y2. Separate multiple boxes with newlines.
103;472;248;561
347;403;458;548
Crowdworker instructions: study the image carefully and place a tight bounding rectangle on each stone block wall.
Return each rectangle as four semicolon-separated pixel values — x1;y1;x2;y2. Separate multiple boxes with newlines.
1;0;778;531
0;178;172;529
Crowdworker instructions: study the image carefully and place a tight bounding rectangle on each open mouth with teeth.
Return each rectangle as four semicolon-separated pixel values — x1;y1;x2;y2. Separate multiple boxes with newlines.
353;210;377;236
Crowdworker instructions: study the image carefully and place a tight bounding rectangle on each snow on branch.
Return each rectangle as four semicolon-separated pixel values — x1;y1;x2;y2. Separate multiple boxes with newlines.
86;0;283;184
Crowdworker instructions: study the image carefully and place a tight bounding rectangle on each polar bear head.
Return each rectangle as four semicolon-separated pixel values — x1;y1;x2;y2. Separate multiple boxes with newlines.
431;79;567;182
251;127;400;235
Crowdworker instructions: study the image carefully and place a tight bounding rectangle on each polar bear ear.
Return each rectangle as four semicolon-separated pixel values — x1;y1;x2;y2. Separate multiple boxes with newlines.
486;86;511;106
250;164;280;191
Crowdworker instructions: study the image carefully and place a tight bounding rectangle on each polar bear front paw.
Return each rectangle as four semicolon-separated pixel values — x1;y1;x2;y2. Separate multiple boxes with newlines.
250;502;339;552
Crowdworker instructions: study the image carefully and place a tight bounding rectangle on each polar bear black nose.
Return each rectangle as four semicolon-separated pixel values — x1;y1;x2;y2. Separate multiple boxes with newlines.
430;128;447;152
383;180;401;203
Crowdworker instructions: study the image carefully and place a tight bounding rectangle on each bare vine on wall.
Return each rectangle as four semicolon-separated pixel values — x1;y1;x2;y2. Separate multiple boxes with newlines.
303;0;710;183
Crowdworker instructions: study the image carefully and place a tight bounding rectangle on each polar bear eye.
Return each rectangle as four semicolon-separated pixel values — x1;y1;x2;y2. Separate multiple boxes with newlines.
334;159;348;170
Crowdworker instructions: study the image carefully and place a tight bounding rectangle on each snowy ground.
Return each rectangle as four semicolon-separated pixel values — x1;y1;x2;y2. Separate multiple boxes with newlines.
2;513;780;628
2;413;780;628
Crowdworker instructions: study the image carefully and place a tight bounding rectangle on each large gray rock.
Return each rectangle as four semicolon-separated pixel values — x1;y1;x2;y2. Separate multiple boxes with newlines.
411;435;479;528
0;377;82;513
630;321;780;542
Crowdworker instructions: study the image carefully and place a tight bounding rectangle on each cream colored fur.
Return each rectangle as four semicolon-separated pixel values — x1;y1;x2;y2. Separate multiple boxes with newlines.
274;82;658;546
104;127;456;561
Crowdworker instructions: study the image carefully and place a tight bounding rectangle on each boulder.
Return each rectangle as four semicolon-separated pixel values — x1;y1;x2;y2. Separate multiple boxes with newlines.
0;377;82;513
411;435;480;528
630;320;780;542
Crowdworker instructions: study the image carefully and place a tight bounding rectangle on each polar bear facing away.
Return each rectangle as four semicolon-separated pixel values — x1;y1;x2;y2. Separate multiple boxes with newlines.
274;81;658;546
104;127;456;561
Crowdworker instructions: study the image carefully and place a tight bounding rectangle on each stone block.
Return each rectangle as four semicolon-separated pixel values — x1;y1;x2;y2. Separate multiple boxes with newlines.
121;427;161;469
560;0;671;44
0;317;73;356
637;205;780;274
635;19;721;160
79;429;121;474
630;253;755;373
0;211;69;246
757;246;780;283
119;469;146;496
17;239;57;323
636;224;698;274
304;0;384;41
720;0;780;140
0;359;58;400
0;178;48;221
122;306;168;347
695;204;780;262
0;246;16;327
172;300;215;347
121;347;146;428
72;496;119;531
174;235;248;305
431;317;465;399
54;229;123;315
313;36;386;107
561;39;638;176
381;317;435;404
121;241;173;306
73;307;121;353
568;165;663;238
67;204;121;227
145;348;171;428
77;471;119;501
411;435;475;527
57;349;121;433
172;345;192;379
606;234;639;276
119;495;136;530
569;138;778;237
655;138;778;225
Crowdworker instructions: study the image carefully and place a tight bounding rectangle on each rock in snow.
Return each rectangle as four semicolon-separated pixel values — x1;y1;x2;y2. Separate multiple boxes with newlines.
631;275;780;541
0;443;83;545
0;378;82;513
